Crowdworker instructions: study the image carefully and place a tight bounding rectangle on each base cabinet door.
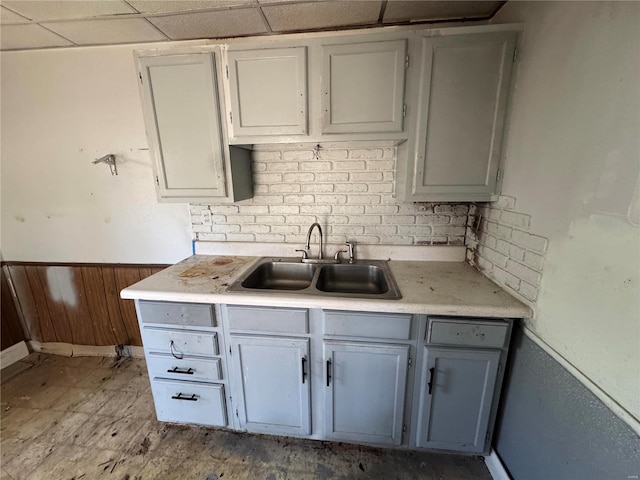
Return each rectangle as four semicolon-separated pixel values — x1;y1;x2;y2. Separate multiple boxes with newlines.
417;346;500;453
231;335;311;436
324;341;409;445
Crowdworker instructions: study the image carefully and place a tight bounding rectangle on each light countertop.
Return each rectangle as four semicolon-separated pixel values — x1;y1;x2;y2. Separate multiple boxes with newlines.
120;255;532;319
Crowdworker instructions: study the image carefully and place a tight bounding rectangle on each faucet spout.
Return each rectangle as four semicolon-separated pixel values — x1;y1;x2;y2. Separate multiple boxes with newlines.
305;222;323;260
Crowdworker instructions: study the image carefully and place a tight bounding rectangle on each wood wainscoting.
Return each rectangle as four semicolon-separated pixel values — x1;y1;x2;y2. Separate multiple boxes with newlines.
1;266;27;350
3;263;168;347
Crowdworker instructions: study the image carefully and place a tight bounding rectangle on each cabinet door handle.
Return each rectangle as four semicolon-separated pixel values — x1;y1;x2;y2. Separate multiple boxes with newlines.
171;393;198;402
167;367;194;375
301;357;307;384
170;340;184;359
326;359;332;387
428;367;435;395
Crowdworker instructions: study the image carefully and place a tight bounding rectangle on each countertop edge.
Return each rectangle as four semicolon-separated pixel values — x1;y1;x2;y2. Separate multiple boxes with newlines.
120;288;532;319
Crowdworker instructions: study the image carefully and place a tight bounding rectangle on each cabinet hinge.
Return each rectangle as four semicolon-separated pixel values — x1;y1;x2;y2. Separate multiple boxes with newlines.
485;431;490;445
138;72;143;84
402;104;407;118
155;175;159;186
497;363;502;374
226;65;229;78
405;55;410;68
235;408;239;418
229;346;232;356
496;169;503;182
229;111;233;124
402;424;407;433
408;357;412;368
513;47;518;63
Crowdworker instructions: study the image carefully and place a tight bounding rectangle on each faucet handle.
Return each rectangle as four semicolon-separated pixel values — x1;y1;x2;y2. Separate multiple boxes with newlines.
345;241;355;263
295;248;309;260
333;249;348;261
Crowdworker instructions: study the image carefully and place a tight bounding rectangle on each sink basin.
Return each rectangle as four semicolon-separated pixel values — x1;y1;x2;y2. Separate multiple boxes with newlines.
241;261;316;291
228;257;402;300
316;264;389;295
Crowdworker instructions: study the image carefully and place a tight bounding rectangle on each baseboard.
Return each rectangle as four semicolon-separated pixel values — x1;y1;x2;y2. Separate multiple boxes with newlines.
0;341;30;369
28;341;145;359
485;449;511;480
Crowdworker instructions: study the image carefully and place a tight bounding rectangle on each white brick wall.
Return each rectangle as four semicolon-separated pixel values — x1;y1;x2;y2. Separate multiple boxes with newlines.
190;147;471;246
466;196;548;306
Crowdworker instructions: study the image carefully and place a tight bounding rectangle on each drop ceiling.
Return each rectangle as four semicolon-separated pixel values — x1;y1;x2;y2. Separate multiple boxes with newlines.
0;0;505;51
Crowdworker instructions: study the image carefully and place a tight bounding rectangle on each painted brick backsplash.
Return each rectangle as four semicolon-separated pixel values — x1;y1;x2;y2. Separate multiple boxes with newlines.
190;147;471;246
466;196;548;307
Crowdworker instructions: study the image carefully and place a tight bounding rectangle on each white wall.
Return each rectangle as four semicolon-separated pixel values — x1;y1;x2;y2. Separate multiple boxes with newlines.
494;2;640;419
1;44;193;264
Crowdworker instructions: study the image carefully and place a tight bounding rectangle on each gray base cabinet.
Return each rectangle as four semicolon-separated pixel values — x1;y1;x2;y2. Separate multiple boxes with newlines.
412;316;512;454
136;300;231;428
230;334;311;436
324;341;409;446
416;347;500;452
135;301;514;455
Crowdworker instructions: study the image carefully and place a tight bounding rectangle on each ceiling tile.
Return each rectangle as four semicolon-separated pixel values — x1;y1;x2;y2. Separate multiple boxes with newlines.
148;8;268;40
128;0;257;14
262;1;381;32
2;1;136;21
0;24;73;49
0;6;30;24
383;1;502;23
41;18;167;45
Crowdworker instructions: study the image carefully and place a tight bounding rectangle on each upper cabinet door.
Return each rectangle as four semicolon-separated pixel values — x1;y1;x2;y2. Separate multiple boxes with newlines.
321;40;407;134
227;47;308;138
139;53;228;201
409;31;517;201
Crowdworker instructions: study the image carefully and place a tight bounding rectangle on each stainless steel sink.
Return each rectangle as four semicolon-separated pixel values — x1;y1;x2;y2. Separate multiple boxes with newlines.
316;264;389;295
241;261;316;291
228;257;402;300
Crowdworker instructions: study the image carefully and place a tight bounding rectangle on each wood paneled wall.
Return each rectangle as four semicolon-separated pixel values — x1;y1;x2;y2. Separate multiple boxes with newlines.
1;267;27;350
4;263;167;347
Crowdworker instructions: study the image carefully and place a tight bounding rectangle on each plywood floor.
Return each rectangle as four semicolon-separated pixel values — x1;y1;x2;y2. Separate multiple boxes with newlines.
0;353;492;480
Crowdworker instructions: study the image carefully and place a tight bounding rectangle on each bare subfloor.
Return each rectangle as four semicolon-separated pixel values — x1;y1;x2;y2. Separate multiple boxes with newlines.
1;353;491;480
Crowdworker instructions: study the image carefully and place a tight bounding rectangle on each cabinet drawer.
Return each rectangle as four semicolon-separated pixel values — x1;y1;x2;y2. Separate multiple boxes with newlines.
142;327;218;356
147;353;222;382
324;311;412;340
138;301;215;328
227;306;309;334
427;318;508;348
150;378;227;427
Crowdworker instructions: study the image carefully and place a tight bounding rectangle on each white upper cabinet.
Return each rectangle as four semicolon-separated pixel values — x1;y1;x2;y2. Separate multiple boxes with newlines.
320;39;407;134
226;47;308;138
137;51;252;203
401;31;517;202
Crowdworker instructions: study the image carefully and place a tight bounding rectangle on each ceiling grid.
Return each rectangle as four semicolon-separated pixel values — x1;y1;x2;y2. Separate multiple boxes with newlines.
0;0;505;51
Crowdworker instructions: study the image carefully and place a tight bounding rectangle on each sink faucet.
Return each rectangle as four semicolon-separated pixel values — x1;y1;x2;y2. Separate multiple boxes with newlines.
305;222;323;260
297;223;349;264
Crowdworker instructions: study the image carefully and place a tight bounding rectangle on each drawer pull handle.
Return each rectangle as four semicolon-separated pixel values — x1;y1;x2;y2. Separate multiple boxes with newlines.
167;367;194;375
428;367;435;395
170;340;183;359
301;357;307;384
171;393;198;402
326;359;332;387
